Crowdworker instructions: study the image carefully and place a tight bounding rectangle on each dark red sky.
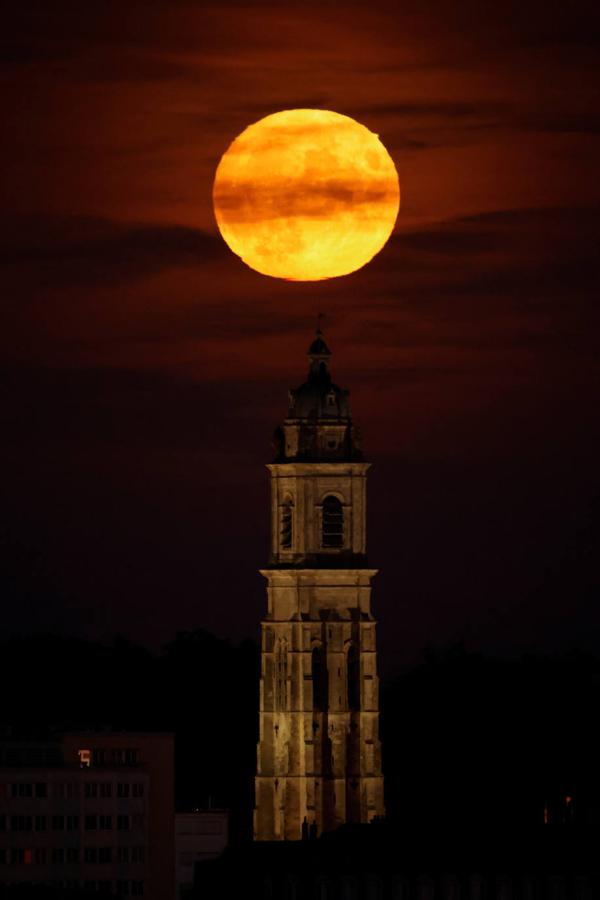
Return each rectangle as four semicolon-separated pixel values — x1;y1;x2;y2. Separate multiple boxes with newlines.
1;0;599;673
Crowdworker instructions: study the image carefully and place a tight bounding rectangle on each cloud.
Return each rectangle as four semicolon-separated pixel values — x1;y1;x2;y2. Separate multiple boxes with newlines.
0;216;224;292
214;180;398;224
324;206;600;369
0;364;259;453
351;101;508;121
390;205;600;264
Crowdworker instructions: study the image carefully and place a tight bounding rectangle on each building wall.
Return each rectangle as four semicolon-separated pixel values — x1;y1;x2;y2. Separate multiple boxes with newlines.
254;584;384;841
175;811;228;898
268;462;370;564
0;732;174;899
255;456;384;841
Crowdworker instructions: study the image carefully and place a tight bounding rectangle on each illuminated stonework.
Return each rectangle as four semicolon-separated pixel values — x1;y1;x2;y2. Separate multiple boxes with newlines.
254;331;384;840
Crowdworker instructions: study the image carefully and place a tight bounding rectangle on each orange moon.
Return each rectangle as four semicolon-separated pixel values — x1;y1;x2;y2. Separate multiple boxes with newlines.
212;109;400;281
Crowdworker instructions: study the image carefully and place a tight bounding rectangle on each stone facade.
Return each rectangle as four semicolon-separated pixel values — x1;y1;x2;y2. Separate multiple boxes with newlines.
254;331;384;841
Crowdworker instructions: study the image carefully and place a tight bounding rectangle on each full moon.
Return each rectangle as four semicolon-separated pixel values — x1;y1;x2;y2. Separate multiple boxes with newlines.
212;109;400;281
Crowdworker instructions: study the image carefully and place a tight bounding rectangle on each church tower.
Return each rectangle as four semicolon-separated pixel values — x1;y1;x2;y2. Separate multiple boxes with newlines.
254;329;385;841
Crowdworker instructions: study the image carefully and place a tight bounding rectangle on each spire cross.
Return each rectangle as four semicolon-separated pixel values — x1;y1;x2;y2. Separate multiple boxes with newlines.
317;312;325;334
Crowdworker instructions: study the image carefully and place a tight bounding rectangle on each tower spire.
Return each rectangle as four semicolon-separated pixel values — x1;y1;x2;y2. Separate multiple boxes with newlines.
254;335;384;841
307;324;332;381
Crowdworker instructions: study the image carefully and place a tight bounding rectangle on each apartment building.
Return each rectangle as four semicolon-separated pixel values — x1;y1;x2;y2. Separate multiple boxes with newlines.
0;731;174;899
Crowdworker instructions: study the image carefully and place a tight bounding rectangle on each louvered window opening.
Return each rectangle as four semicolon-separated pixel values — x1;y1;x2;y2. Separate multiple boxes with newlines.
322;496;344;548
281;502;293;549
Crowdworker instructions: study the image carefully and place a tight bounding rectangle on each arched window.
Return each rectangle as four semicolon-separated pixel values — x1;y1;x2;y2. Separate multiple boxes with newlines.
280;498;293;550
275;638;288;711
312;646;328;712
322;496;343;548
347;644;360;711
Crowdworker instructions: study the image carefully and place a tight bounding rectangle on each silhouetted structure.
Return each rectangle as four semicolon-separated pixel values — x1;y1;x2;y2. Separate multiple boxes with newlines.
175;809;228;898
195;820;598;899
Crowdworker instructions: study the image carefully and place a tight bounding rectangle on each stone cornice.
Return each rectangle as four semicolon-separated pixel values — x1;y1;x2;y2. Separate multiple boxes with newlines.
267;462;371;476
259;568;378;583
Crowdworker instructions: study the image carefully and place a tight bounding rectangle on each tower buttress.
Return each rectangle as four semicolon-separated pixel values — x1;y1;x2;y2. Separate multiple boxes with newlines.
254;330;384;841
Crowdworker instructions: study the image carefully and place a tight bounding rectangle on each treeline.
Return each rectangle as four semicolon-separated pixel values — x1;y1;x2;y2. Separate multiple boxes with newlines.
2;633;599;840
381;643;600;833
0;630;259;841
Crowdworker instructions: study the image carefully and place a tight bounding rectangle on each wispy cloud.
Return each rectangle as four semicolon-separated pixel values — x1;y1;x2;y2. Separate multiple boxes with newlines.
0;216;223;292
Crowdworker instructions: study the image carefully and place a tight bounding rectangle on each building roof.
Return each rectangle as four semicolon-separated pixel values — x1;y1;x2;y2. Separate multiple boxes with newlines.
287;329;350;421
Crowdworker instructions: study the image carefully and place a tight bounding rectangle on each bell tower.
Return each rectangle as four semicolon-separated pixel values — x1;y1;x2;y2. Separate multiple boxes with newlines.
254;330;384;841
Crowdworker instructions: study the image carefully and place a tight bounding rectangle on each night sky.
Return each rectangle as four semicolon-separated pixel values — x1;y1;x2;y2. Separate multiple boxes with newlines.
1;1;599;675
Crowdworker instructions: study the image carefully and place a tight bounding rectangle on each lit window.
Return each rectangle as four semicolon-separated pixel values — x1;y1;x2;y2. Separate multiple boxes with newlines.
24;849;33;865
78;749;91;768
